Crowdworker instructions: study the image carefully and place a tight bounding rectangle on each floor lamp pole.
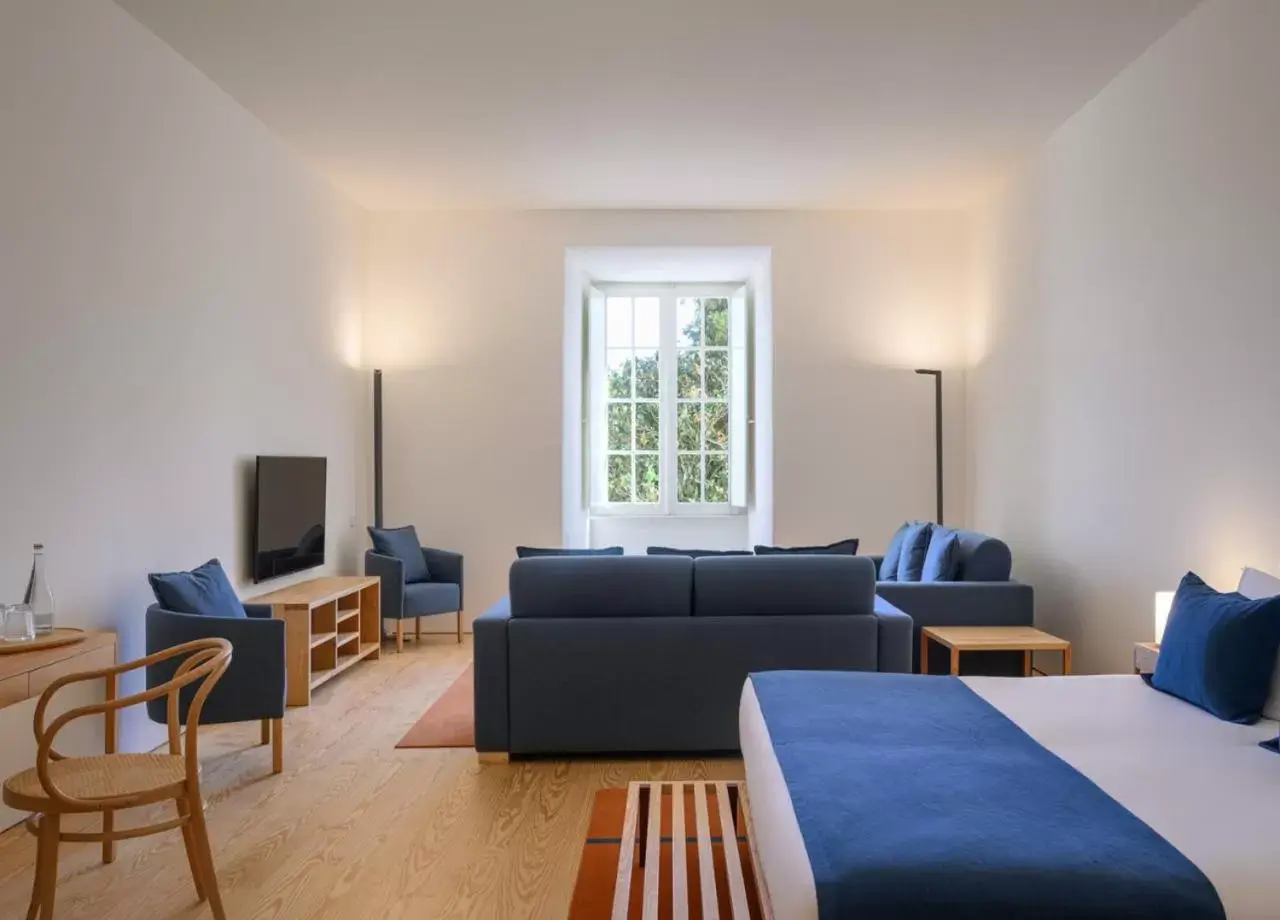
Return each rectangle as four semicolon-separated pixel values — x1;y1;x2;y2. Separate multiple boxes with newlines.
373;368;383;529
915;368;944;525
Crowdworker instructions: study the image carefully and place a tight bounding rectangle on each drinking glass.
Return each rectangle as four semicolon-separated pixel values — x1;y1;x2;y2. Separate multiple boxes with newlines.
3;603;35;643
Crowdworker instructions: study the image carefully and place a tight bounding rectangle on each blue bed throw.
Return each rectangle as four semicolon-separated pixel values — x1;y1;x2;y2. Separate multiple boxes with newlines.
750;671;1225;920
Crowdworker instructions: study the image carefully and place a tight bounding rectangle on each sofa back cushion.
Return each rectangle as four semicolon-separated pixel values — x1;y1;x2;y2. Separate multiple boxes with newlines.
951;530;1013;581
647;546;753;558
693;555;876;617
516;545;623;558
509;556;693;618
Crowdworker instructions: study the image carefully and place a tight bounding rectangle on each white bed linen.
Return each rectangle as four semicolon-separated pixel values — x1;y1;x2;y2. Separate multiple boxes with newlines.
740;674;1279;920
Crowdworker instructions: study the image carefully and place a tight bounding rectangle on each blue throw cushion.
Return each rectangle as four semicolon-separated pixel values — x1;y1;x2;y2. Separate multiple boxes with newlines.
895;522;934;581
754;538;859;556
1152;571;1280;723
516;546;624;558
921;527;962;581
148;558;246;618
368;525;431;583
878;522;914;580
647;546;753;557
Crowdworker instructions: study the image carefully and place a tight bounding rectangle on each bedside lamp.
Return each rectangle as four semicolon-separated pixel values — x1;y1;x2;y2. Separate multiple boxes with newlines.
1154;591;1175;643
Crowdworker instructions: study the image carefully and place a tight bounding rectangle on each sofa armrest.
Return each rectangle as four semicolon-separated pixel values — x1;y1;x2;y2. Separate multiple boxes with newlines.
473;597;511;753
145;605;286;725
422;548;464;609
243;603;272;619
872;596;913;673
365;551;405;619
875;581;1035;674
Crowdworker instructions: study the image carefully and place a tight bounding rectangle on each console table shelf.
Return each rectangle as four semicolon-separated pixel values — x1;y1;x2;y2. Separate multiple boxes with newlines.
250;576;381;707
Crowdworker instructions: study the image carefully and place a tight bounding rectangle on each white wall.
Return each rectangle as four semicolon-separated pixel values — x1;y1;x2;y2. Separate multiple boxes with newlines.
366;210;971;624
0;0;367;749
968;0;1280;673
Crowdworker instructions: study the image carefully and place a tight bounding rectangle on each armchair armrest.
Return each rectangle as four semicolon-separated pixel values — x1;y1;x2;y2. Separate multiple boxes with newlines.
473;597;511;753
145;605;286;725
365;550;405;620
422;547;464;610
872;596;913;673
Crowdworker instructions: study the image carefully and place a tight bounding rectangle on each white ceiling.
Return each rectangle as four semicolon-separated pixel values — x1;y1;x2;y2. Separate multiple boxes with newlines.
115;0;1196;211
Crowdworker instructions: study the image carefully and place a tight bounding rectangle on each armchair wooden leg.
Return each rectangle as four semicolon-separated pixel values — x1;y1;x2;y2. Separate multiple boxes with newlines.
176;797;208;902
102;809;115;864
457;610;463;643
34;812;60;920
272;718;284;774
396;620;404;653
415;616;422;643
261;718;271;746
186;792;227;920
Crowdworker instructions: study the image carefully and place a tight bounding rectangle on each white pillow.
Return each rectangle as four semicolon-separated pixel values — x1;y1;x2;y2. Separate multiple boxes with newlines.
1238;567;1280;720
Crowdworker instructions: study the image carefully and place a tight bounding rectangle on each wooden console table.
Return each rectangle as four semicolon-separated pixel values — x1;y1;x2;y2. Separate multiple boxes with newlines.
0;630;117;830
251;576;381;707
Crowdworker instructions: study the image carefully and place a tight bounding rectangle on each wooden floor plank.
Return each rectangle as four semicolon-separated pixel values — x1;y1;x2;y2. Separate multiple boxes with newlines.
0;639;744;920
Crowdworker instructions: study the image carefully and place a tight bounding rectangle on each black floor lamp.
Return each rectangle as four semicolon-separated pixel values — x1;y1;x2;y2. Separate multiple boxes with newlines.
373;368;383;528
915;368;943;525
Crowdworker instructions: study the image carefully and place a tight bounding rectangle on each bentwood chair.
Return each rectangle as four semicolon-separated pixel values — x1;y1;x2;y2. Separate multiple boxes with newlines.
2;638;233;920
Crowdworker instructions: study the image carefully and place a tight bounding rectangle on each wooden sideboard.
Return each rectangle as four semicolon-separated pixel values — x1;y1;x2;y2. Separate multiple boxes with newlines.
0;630;117;830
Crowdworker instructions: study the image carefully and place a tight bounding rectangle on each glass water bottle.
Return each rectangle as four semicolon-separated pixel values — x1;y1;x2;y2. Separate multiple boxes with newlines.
23;543;55;634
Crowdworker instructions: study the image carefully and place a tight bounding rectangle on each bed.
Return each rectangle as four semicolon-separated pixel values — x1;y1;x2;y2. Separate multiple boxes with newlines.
740;671;1279;920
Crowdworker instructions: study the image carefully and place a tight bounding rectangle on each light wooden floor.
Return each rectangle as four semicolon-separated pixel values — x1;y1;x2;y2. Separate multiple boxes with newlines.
0;637;744;919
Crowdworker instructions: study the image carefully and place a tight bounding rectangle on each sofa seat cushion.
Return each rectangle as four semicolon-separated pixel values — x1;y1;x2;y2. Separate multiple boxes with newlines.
368;525;431;583
510;556;693;618
148;559;246;618
404;581;461;616
693;555;876;617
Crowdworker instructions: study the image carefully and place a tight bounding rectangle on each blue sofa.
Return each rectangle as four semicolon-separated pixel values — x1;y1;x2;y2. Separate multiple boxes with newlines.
870;529;1034;675
473;554;912;756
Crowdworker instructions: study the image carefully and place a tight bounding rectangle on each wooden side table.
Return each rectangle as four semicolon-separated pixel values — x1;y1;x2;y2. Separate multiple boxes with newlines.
921;626;1071;677
1133;642;1160;675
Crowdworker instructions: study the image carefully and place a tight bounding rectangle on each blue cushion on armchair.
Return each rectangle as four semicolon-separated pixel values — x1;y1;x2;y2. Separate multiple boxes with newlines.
921;527;962;582
369;525;431;583
896;522;934;582
1152;572;1280;723
148;558;246;618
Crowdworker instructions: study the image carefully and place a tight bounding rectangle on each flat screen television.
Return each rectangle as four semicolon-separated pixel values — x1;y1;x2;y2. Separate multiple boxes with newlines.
253;455;327;583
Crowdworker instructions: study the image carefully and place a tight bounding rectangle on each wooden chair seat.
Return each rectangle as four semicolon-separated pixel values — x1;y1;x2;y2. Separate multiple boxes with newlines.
3;753;188;813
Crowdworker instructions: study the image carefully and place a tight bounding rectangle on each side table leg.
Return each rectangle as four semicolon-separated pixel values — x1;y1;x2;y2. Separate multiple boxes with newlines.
950;648;960;676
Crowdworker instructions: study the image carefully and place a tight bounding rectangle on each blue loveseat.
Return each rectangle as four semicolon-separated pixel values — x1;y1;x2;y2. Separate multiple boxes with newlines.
473;554;912;756
871;528;1034;674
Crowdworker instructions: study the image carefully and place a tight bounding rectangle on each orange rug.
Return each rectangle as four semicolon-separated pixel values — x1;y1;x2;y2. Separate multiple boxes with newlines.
396;664;475;749
569;788;763;920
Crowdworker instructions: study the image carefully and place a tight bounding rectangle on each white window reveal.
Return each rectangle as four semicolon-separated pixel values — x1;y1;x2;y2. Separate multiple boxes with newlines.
588;285;749;515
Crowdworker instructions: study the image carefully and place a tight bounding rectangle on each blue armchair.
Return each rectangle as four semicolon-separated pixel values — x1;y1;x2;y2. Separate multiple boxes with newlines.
146;602;287;773
365;547;465;650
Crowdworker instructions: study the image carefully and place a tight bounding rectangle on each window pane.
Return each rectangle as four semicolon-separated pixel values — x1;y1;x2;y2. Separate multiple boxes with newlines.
635;349;659;398
705;454;728;503
677;403;702;451
634;297;660;348
677;454;701;503
704;349;729;399
608;454;632;503
635;402;660;450
704;298;729;346
608;403;632;451
635;454;659;503
677;298;701;346
704;402;728;451
606;297;632;348
677;349;701;398
607;350;632;398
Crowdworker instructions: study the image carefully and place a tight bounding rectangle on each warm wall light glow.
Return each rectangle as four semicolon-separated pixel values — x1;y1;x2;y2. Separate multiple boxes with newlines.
1154;591;1176;643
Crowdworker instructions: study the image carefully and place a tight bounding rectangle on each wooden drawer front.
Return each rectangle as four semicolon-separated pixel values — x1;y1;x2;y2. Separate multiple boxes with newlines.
0;673;29;708
29;645;115;697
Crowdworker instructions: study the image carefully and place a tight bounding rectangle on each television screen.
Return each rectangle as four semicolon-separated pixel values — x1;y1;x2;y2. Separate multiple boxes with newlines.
253;456;327;583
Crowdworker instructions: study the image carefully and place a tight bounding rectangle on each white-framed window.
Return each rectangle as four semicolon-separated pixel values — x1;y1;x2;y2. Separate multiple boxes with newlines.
587;283;749;515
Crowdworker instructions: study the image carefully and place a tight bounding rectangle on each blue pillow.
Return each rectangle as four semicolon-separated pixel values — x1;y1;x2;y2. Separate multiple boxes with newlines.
879;523;914;580
895;522;934;582
753;539;859;556
368;525;431;583
921;527;962;582
1152;571;1280;723
516;546;624;558
148;558;246;618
